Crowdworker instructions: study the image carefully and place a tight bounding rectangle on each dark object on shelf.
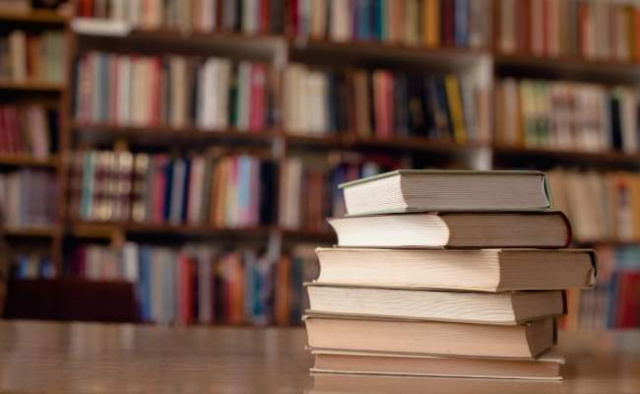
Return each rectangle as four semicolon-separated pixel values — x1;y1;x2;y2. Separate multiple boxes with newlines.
3;278;139;323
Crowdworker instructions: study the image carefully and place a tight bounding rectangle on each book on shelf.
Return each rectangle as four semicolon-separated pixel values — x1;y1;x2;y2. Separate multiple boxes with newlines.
310;348;564;380
307;284;565;325
0;169;57;228
292;0;492;49
74;52;280;132
497;0;640;62
74;0;286;34
283;64;490;143
68;243;319;325
495;78;640;153
548;169;640;243
11;253;55;280
0;0;31;14
339;170;551;216
71;150;276;227
279;155;405;231
328;211;571;248
315;248;596;292
0;30;64;83
305;314;556;359
0;104;57;159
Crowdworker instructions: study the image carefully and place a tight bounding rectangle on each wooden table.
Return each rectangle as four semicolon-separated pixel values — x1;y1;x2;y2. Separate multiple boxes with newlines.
0;321;637;393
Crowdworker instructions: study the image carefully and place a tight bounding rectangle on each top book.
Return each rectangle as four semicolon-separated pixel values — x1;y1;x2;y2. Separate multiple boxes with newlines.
340;170;551;216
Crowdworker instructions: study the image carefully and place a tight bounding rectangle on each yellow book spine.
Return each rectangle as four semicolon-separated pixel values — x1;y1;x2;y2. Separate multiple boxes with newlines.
444;75;467;144
425;0;440;47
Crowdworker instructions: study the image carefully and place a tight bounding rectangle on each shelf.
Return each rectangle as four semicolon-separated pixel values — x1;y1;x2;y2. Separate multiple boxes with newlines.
281;228;335;242
3;227;59;238
285;133;489;154
0;156;59;168
494;52;640;83
0;11;69;25
0;80;64;93
70;221;275;238
493;145;640;168
290;38;490;69
72;122;278;148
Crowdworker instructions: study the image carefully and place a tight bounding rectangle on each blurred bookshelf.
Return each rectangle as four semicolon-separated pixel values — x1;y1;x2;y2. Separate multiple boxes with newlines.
0;0;638;328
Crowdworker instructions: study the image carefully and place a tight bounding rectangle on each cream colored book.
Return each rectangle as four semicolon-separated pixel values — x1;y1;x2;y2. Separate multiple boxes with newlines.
307;284;565;325
315;248;597;292
328;211;570;248
305;315;555;359
340;170;551;216
310;348;565;380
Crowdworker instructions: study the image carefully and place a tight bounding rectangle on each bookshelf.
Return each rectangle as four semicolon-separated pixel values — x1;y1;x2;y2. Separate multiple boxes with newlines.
2;0;637;328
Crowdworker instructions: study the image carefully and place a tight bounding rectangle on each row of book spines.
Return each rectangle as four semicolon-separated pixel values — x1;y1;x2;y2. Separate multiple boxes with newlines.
0;170;58;228
562;270;640;330
12;254;56;280
0;30;65;83
67;245;318;325
74;53;279;132
497;0;640;61
70;151;276;227
76;0;285;34
284;67;487;142
495;79;640;152
293;0;490;48
0;105;56;158
279;158;393;230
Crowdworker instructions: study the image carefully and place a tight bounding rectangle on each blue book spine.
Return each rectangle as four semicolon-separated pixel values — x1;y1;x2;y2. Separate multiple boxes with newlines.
238;156;252;225
607;271;619;328
377;0;385;40
163;159;174;222
181;158;191;222
455;0;469;47
357;0;369;40
138;247;151;321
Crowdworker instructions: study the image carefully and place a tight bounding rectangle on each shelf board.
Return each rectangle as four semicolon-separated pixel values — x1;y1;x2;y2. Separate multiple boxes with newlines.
0;80;64;92
493;145;640;167
3;227;59;237
0;11;69;25
71;220;275;238
494;52;640;82
72;122;278;147
0;155;59;168
285;133;488;154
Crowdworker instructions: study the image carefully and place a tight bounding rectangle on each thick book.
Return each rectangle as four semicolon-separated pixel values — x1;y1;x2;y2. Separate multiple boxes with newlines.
329;211;571;248
315;248;597;292
307;284;565;324
339;170;551;216
310;348;564;380
305;314;555;358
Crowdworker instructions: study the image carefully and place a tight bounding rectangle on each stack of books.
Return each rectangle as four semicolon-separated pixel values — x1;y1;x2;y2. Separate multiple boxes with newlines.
304;170;597;380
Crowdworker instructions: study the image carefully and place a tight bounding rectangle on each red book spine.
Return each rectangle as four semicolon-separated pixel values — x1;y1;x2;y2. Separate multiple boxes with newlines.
249;64;266;133
149;59;161;126
188;257;197;324
6;107;18;154
621;272;640;328
110;56;119;124
260;0;269;33
443;0;454;46
178;253;189;324
635;8;640;61
578;3;589;57
0;107;6;154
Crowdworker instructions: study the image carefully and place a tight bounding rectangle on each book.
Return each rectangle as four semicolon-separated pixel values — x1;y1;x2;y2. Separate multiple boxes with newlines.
310;348;565;380
314;248;597;292
308;284;565;325
305;314;556;358
340;170;551;216
329;211;571;248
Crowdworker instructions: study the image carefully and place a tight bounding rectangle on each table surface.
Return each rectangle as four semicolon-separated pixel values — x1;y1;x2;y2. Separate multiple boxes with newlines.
0;321;637;394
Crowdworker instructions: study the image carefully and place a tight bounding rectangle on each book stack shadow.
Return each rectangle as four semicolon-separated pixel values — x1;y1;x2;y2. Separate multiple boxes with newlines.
304;170;597;380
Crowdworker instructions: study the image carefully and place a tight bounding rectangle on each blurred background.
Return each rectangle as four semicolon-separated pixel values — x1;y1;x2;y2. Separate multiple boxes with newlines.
0;0;636;330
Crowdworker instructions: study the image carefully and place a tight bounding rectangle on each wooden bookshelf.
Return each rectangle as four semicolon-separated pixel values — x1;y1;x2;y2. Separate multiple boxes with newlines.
9;2;639;327
3;227;59;238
